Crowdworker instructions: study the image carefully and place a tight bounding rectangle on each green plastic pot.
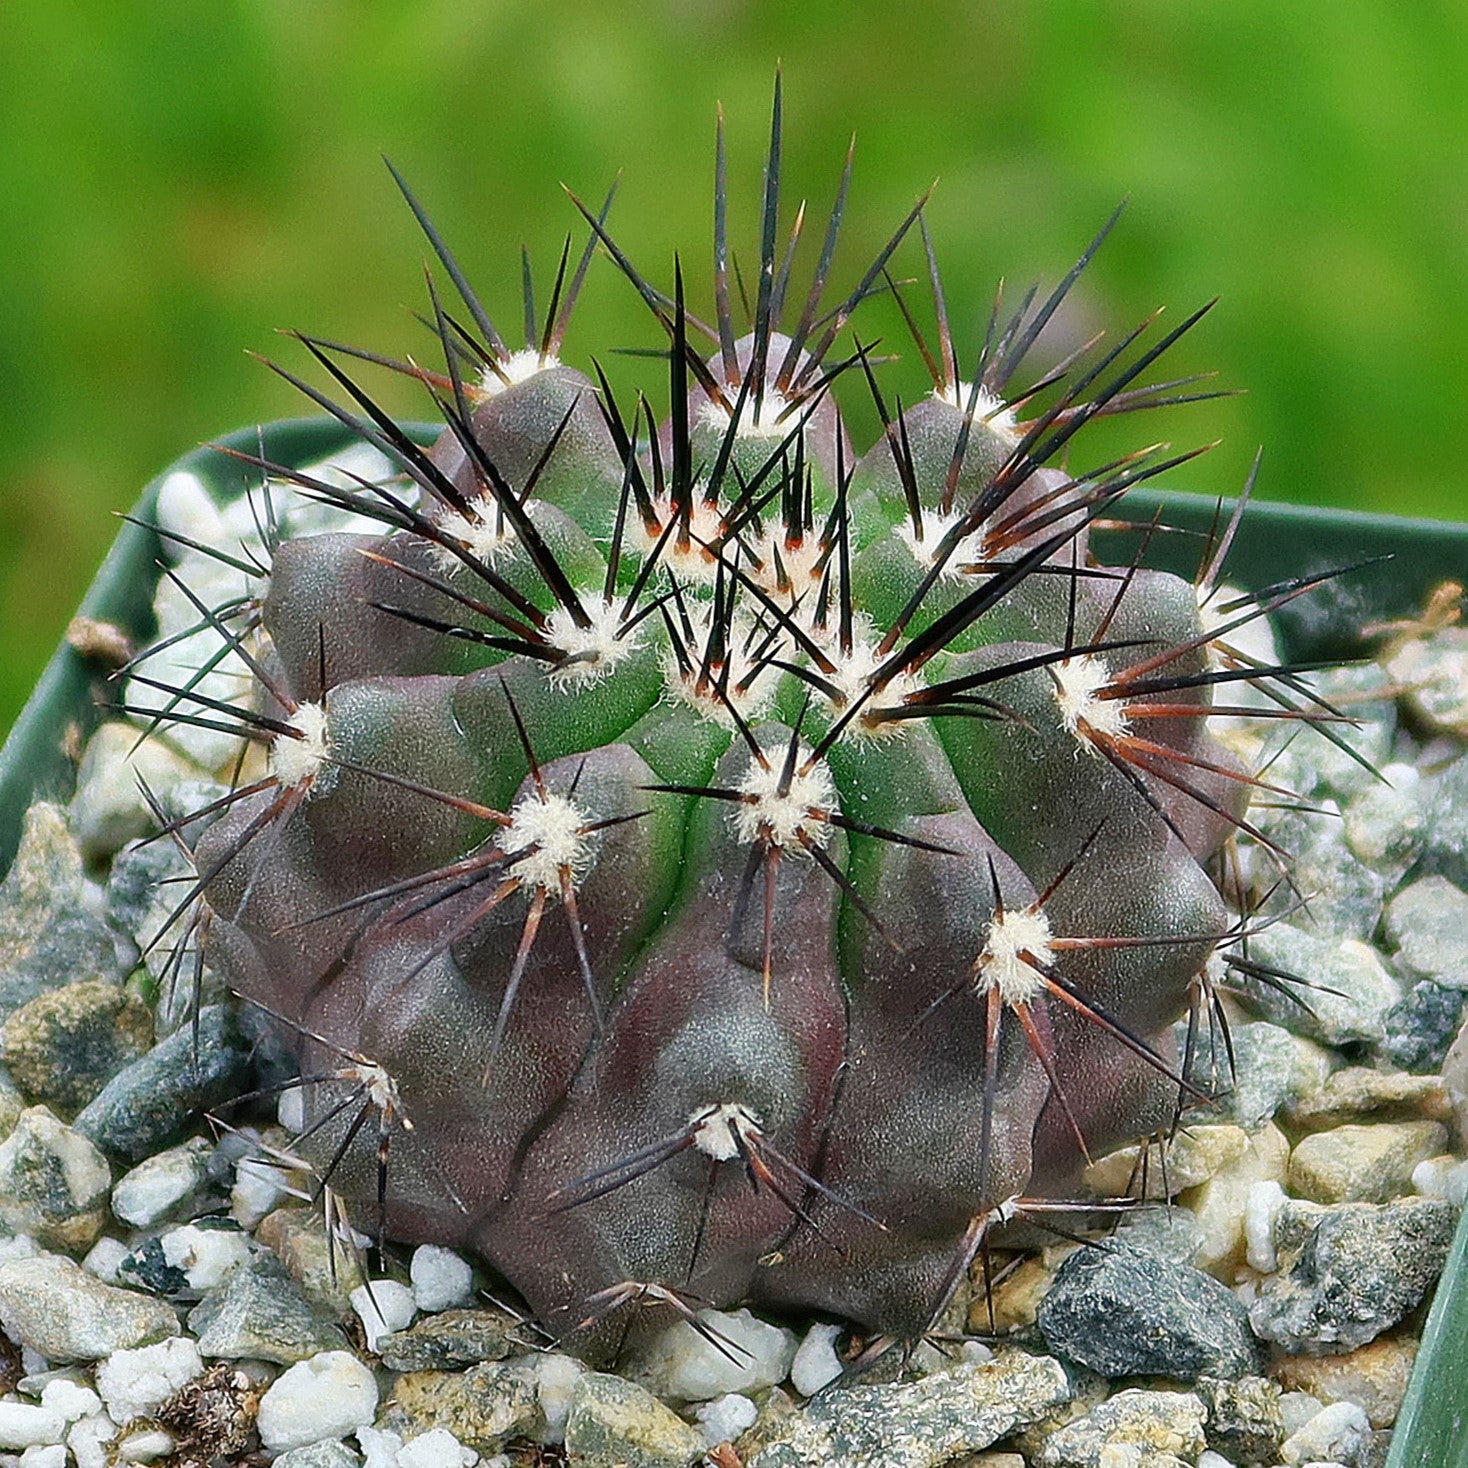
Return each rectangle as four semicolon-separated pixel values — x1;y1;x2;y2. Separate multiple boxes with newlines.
1;422;1465;1462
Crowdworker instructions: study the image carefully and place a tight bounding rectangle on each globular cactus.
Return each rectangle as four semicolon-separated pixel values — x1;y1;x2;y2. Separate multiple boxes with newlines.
140;87;1318;1354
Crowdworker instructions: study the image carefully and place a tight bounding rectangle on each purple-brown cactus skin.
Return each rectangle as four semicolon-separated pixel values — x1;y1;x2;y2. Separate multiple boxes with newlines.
137;85;1341;1360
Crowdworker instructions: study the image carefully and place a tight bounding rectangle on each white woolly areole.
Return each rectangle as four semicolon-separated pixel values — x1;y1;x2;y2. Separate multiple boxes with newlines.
816;625;924;740
479;348;559;398
690;1102;762;1162
270;702;331;788
748;526;826;603
896;508;987;583
629;493;727;586
974;907;1054;1007
1053;654;1131;744
428;501;520;572
698;388;795;440
344;1058;402;1117
501;791;593;894
936;380;1020;440
545;598;640;685
662;607;780;728
731;751;836;851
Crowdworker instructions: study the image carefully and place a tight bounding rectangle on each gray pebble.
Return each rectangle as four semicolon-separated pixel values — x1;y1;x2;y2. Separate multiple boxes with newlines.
564;1372;705;1468
1342;763;1428;875
376;1306;516;1372
1418;753;1468;890
1252;801;1388;942
1036;1243;1262;1381
105;837;197;959
187;1251;348;1364
1195;1373;1285;1464
1034;1386;1206;1468
1110;1206;1204;1265
1377;980;1466;1073
746;1351;1072;1468
1183;1019;1334;1130
72;1004;251;1162
1384;876;1468;988
1237;924;1399;1048
0;1105;111;1252
0;804;121;1022
1;980;153;1116
1255;677;1395;802
271;1442;361;1468
1249;1198;1456;1354
0;1252;179;1361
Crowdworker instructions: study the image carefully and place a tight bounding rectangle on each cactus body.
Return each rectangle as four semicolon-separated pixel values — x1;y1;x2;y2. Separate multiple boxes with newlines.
146;96;1297;1351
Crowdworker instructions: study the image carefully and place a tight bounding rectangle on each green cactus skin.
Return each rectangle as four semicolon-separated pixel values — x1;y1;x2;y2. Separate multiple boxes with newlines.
142;87;1324;1356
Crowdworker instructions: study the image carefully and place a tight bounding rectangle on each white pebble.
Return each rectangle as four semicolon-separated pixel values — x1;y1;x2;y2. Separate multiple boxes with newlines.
0;1238;40;1266
350;1279;417;1353
38;1379;102;1423
82;1238;131;1286
410;1245;474;1313
397;1426;478;1468
19;1350;47;1379
1244;1179;1287;1273
258;1351;379;1452
155;473;228;557
278;1087;306;1134
111;1144;209;1227
230;1156;290;1229
1413;1155;1468;1206
789;1321;844;1397
115;1427;174;1462
67;1414;118;1468
159;1223;251;1293
1198;1454;1236;1468
356;1424;404;1468
635;1307;798;1402
1279;1391;1327;1436
534;1353;583;1442
95;1338;204;1425
1280;1400;1372;1466
693;1393;758;1448
18;1446;66;1468
0;1404;64;1452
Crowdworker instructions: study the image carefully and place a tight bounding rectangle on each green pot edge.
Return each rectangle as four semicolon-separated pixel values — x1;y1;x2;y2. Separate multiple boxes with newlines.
1;419;1466;1460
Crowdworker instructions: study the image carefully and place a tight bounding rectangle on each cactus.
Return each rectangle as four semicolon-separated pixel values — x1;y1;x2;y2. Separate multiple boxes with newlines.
135;85;1332;1354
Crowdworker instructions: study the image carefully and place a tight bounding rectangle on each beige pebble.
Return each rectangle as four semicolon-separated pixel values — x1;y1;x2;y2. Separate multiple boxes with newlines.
1287;1120;1448;1204
1271;1333;1417;1429
1283;1066;1451;1132
1083;1126;1248;1198
1181;1123;1290;1276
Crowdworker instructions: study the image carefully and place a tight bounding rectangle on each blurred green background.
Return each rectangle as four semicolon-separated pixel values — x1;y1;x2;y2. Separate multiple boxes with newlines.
1;0;1465;736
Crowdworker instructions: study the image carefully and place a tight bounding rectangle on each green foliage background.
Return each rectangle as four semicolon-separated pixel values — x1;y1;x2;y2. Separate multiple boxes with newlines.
1;0;1464;735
